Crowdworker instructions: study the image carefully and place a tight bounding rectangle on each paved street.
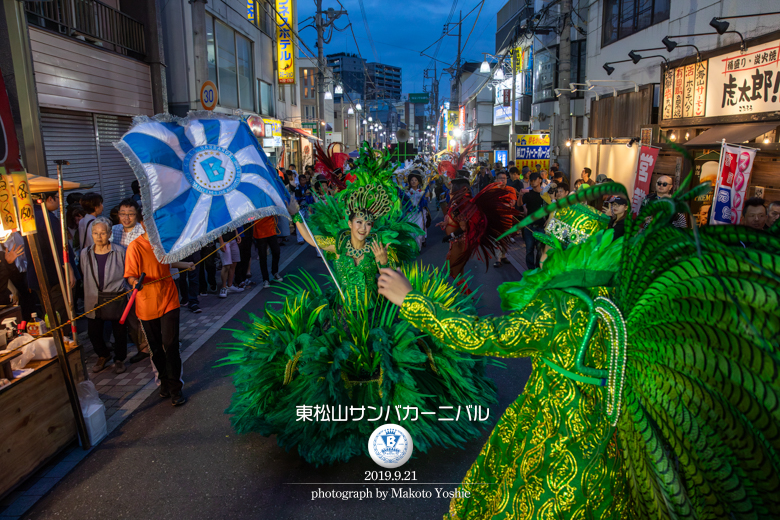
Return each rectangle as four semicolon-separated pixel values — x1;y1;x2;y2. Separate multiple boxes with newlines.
11;222;532;520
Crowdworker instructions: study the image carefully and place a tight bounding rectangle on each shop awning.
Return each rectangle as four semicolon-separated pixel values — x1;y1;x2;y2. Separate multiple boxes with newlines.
282;127;323;142
684;122;777;147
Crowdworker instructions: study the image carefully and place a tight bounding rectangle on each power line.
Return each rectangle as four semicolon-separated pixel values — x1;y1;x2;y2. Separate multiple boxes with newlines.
357;0;380;61
459;0;485;58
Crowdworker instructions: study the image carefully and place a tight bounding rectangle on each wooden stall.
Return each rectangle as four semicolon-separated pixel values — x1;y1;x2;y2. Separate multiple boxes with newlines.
0;343;84;498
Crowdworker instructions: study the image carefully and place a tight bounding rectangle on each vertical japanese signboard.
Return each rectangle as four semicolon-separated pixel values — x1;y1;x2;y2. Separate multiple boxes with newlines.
711;143;756;225
494;150;508;167
631;146;659;216
10;170;35;236
673;67;685;119
263;118;282;147
662;68;675;120
276;0;295;84
446;110;458;151
706;40;780;117
0;169;18;231
693;61;708;117
515;134;550;170
683;64;696;118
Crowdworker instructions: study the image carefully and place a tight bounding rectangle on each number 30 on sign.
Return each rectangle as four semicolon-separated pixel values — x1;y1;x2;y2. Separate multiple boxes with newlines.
200;81;218;111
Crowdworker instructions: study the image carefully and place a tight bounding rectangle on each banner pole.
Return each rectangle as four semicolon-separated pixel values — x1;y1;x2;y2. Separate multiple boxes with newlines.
55;160;77;344
297;213;346;302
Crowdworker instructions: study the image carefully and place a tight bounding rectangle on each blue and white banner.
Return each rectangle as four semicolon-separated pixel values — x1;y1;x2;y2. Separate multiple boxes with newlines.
115;113;290;262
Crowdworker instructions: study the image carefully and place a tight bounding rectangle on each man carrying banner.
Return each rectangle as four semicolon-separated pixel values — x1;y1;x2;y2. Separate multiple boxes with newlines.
124;211;194;407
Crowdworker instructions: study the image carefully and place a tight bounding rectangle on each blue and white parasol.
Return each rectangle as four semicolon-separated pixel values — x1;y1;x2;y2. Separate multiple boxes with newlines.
115;113;289;262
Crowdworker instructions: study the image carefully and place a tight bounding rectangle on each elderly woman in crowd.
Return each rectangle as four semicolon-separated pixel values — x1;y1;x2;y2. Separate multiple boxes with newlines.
80;217;129;374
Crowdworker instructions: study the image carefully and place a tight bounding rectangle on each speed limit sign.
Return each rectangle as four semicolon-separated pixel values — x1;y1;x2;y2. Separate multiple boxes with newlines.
200;81;218;111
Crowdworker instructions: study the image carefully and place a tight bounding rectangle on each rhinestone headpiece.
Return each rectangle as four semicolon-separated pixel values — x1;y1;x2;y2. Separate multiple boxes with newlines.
345;183;392;222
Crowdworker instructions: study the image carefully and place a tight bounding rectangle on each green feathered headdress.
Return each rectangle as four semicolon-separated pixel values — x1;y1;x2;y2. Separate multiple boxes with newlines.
535;203;611;249
307;142;421;262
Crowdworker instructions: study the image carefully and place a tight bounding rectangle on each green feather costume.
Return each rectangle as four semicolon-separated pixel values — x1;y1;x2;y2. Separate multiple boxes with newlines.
219;145;499;465
398;173;780;519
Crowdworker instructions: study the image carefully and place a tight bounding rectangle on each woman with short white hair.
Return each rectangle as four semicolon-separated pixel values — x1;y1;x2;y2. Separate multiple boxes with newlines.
80;216;130;374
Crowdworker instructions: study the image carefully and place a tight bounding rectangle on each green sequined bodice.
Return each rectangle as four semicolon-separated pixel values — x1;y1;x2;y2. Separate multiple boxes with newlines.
330;230;381;306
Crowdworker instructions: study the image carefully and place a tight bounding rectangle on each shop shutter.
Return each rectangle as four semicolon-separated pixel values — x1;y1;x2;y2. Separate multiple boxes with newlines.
40;109;135;211
40;109;100;193
95;114;135;210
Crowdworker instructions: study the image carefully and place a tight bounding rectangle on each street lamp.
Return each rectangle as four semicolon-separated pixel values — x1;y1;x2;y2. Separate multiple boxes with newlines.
368;116;373;122
324;90;333;100
356;103;362;111
479;59;491;73
335;84;343;95
348;107;354;115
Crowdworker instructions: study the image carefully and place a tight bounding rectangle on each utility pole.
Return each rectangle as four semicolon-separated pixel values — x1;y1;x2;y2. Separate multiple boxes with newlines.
316;0;325;133
509;41;518;162
557;0;572;173
455;10;462;104
315;4;347;132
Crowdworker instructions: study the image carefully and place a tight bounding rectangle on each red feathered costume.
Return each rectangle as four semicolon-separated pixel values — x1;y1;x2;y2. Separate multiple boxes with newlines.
313;143;351;191
437;135;479;179
442;181;519;294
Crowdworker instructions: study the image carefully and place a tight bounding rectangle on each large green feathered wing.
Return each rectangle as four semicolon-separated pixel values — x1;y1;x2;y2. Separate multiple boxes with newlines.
614;202;780;518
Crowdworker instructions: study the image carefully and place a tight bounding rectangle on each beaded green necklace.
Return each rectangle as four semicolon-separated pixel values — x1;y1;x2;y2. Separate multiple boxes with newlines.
345;237;372;259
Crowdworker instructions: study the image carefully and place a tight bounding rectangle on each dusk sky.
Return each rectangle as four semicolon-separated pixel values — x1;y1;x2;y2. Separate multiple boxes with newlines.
296;0;508;100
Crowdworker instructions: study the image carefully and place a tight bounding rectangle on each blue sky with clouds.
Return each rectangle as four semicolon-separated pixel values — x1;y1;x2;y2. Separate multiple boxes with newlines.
296;0;507;97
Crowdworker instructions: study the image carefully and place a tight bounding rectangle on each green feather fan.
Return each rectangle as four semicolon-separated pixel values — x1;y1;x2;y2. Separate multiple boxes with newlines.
605;142;780;518
218;263;498;466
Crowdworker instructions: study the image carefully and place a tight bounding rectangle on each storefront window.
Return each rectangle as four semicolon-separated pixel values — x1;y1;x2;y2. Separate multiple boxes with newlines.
236;35;253;111
206;16;217;85
206;18;255;111
259;80;274;117
532;49;556;104
602;0;670;46
216;21;238;108
247;1;269;34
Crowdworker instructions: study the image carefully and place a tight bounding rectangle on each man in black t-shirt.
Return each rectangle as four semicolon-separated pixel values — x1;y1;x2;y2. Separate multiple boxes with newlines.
508;166;524;192
521;172;547;270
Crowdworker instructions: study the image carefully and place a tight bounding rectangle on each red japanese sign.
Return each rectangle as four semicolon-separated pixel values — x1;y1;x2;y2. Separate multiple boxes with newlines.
711;144;756;225
631;146;660;216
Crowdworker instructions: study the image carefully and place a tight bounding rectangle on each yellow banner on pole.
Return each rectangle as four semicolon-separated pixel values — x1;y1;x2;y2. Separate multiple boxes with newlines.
276;0;296;84
10;170;36;236
0;168;19;231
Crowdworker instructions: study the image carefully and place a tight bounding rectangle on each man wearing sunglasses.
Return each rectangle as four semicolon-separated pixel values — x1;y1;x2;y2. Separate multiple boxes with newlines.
641;175;689;228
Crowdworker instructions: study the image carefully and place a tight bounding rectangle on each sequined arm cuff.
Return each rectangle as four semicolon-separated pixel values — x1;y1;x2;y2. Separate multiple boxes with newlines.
313;235;336;249
292;213;303;224
399;291;542;357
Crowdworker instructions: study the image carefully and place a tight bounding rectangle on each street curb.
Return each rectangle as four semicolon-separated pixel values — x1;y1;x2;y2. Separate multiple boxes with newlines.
1;244;309;520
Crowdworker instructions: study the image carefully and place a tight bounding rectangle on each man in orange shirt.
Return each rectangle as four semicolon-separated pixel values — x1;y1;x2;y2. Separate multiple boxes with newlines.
253;216;283;289
124;211;194;406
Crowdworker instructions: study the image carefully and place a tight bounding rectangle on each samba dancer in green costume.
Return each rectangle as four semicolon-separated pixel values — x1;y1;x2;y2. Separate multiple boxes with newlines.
219;145;503;466
379;176;780;519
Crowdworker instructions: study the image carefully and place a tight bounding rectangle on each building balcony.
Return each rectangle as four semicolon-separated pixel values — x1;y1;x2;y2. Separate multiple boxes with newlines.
25;0;146;59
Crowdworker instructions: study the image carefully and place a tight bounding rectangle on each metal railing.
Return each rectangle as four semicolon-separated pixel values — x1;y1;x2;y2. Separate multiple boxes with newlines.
25;0;145;57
